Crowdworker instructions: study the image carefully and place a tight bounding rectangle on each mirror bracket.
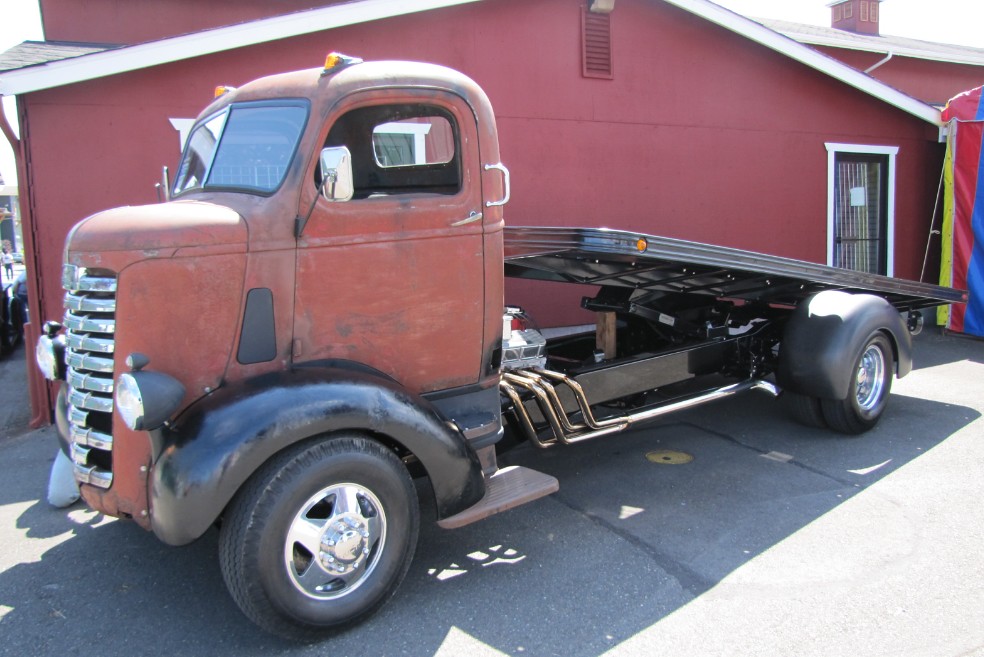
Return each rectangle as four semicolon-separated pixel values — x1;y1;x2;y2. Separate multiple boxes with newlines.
295;146;354;238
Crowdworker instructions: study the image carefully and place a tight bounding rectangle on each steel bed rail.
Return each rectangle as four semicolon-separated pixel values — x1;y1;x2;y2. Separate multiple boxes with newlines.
503;226;967;311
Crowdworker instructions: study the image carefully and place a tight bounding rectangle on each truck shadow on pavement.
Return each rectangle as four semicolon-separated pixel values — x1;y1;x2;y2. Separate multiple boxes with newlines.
908;330;984;368
0;388;977;656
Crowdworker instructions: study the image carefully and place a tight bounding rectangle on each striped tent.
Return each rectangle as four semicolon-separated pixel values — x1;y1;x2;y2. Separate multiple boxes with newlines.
939;85;984;336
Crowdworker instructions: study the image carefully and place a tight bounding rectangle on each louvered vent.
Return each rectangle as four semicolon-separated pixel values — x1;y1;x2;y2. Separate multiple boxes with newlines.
582;9;613;79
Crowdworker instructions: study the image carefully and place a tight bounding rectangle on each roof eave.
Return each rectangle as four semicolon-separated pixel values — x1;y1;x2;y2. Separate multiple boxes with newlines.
778;32;984;68
662;0;941;127
0;0;943;128
0;0;483;96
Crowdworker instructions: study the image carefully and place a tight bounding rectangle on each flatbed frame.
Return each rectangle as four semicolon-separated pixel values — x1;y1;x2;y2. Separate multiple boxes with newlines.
503;226;966;311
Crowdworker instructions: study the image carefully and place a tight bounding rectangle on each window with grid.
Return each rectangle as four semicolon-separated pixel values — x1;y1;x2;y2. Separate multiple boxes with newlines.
832;152;890;274
826;143;897;276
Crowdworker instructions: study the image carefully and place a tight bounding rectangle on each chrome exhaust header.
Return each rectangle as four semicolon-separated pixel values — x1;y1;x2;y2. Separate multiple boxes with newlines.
500;367;778;448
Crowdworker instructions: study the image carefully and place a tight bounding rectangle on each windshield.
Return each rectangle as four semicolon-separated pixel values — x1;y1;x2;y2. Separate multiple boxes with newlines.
173;101;309;195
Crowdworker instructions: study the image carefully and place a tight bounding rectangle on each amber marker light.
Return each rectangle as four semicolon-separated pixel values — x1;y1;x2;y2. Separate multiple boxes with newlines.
214;85;236;98
324;52;343;70
636;237;648;253
322;52;364;76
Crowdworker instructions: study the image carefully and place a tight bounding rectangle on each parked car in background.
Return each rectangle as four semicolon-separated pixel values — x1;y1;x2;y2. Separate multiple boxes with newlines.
1;275;26;355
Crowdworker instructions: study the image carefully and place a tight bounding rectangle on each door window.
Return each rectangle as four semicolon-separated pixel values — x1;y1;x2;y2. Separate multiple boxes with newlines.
321;104;460;198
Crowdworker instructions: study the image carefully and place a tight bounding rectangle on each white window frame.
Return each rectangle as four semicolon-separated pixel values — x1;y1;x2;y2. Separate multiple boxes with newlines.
825;142;899;276
374;122;432;165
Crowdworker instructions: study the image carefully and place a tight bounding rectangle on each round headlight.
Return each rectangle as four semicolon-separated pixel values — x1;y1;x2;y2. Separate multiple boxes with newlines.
115;367;185;431
116;372;145;430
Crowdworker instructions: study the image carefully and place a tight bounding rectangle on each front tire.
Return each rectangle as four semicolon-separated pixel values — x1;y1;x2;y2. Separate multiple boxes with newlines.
820;332;893;435
219;434;419;641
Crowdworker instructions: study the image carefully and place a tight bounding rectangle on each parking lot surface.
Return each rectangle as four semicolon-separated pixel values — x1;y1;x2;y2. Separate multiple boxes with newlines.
0;330;982;656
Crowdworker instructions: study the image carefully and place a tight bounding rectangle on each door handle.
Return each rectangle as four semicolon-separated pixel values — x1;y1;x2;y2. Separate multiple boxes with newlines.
484;162;511;207
451;211;483;227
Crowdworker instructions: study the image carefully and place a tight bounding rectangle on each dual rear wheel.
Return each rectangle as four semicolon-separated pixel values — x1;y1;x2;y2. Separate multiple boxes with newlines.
785;332;894;435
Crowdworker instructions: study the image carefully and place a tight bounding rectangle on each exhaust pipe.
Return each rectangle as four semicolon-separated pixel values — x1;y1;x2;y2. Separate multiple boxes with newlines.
500;367;778;448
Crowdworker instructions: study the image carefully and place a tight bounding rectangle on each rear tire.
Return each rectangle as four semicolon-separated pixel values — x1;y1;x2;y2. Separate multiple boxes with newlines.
820;332;893;435
784;392;827;429
219;434;419;641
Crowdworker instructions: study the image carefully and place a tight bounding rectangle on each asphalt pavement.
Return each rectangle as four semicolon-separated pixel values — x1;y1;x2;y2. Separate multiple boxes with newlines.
0;330;982;657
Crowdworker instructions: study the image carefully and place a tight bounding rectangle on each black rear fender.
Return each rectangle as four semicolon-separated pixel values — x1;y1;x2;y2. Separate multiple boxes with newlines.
777;291;911;400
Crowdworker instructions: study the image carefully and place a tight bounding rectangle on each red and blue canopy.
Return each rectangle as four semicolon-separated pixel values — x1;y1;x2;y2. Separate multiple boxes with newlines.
939;85;984;336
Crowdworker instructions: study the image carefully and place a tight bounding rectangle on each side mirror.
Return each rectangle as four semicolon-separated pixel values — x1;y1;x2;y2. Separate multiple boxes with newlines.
319;146;354;202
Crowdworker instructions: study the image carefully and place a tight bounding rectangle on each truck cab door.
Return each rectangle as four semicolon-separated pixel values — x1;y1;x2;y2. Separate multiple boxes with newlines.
294;90;488;394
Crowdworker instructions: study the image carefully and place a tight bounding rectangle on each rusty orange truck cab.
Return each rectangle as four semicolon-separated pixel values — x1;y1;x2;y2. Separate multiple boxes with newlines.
36;57;965;640
48;58;512;525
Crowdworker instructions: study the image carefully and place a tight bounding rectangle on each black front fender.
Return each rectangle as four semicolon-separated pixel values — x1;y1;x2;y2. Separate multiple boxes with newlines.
149;367;484;546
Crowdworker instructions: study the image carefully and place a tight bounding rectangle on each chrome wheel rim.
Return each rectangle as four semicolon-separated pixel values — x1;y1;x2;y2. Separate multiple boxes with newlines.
283;483;386;600
856;343;886;412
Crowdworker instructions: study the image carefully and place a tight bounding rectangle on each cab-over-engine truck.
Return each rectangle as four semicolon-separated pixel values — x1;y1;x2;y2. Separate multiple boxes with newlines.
35;55;965;640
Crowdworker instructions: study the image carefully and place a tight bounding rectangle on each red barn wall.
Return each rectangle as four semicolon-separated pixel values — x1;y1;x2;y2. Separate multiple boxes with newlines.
38;0;333;44
22;0;944;339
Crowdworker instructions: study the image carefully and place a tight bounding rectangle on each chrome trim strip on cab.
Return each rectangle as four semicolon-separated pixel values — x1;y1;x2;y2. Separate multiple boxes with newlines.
67;367;114;394
62;266;118;489
66;349;115;373
62;265;117;293
69;422;113;450
68;387;114;414
64;292;117;313
71;444;113;488
63;312;116;334
65;332;115;354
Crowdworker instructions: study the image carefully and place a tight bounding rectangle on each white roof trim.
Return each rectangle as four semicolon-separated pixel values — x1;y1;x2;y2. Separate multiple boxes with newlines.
0;0;482;95
772;29;984;68
663;0;941;126
0;0;942;127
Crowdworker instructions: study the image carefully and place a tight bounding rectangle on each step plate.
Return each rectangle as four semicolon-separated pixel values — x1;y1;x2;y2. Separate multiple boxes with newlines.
437;465;559;529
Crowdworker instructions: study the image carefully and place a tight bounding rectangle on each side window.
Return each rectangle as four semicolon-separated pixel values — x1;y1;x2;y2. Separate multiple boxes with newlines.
173;112;228;194
322;104;461;198
373;118;455;167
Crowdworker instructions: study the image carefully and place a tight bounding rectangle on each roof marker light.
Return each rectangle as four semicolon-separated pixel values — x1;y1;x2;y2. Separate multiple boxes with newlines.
214;85;236;98
636;237;648;253
322;52;364;75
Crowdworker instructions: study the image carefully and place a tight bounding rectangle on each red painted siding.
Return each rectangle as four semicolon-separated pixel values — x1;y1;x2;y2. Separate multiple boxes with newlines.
22;0;945;351
39;0;333;44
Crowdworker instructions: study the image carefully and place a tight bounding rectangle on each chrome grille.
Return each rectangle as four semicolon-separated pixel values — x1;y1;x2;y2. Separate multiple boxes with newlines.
62;265;117;489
